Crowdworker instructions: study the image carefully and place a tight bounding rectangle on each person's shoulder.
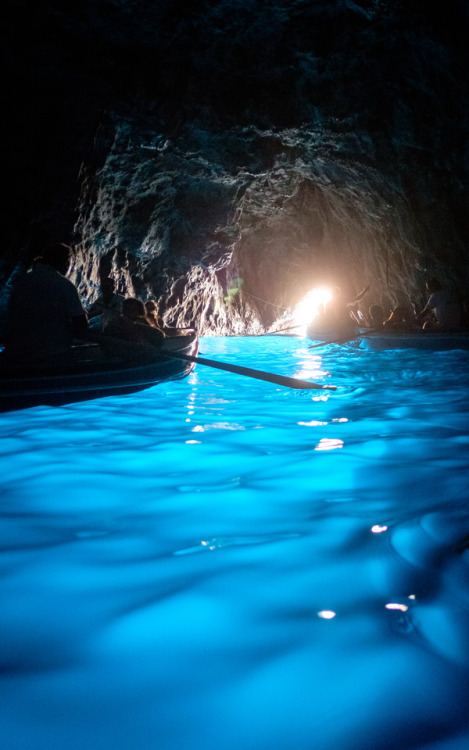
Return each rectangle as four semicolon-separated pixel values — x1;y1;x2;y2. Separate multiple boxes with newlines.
9;264;54;293
35;263;72;286
53;272;82;301
430;289;454;304
109;293;125;311
8;268;32;290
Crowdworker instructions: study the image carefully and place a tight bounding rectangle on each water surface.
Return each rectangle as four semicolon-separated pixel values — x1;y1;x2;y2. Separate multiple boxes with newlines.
1;336;469;750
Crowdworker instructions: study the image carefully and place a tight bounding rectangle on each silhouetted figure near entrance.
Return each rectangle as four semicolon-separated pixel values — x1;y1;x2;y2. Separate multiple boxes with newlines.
325;284;370;335
417;278;461;331
383;304;418;332
367;304;385;329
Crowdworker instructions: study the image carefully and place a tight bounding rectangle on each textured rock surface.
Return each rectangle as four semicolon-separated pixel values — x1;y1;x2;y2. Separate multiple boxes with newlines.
3;0;469;332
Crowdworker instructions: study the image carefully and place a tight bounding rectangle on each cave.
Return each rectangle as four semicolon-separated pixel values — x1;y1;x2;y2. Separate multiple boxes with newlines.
2;0;469;334
2;4;469;749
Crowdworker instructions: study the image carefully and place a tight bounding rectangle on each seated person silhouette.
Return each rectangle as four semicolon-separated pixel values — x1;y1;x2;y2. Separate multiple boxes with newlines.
3;242;90;365
105;297;165;350
383;304;417;332
320;285;368;338
88;277;124;332
145;299;164;329
144;298;195;338
367;304;385;329
310;302;335;334
417;278;461;331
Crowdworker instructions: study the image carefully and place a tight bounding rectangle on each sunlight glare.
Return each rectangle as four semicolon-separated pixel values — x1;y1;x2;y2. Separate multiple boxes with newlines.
292;287;332;327
314;438;344;451
385;603;409;612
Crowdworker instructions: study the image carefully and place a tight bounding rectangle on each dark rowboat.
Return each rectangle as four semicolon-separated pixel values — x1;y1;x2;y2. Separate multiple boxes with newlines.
0;331;198;412
359;330;469;351
307;324;469;351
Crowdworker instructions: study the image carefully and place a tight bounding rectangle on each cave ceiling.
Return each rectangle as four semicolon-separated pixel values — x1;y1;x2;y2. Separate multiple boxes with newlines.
3;0;469;333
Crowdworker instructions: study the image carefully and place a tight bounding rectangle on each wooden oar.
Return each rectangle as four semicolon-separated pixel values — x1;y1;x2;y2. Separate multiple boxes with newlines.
264;324;305;336
163;351;336;390
307;327;380;349
308;335;358;349
226;324;304;338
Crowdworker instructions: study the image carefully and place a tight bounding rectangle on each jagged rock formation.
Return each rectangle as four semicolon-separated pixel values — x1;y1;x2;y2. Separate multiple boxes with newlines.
3;0;469;333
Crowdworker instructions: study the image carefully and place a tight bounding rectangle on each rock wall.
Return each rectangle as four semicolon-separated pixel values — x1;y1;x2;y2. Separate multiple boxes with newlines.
72;113;468;333
3;0;469;333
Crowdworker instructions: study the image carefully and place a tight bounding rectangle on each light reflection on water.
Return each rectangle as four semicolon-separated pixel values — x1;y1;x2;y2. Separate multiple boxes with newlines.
1;336;469;749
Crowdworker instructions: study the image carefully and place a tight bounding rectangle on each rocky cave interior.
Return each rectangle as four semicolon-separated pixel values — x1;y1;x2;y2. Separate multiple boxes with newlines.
2;0;469;335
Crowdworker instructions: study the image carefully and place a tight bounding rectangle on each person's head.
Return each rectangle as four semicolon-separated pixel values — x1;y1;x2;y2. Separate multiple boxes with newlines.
36;242;72;276
101;277;115;293
145;300;158;314
101;277;117;304
122;297;146;320
426;278;442;294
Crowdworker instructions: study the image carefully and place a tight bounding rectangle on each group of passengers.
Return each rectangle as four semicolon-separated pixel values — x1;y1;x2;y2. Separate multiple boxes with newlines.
318;277;464;337
2;240;466;367
1;242;177;367
363;277;462;333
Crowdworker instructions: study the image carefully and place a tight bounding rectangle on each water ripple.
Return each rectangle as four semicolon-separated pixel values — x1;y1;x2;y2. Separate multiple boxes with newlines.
1;337;469;749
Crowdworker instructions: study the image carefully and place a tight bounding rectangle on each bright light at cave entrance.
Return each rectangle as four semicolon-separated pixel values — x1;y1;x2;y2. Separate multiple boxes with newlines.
292;287;332;327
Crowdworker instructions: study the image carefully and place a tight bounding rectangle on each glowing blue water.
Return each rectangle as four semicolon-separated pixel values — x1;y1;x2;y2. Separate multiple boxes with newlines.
1;336;469;749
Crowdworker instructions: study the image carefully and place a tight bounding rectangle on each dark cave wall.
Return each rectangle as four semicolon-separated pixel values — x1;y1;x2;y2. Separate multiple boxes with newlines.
71;112;468;333
3;0;469;332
